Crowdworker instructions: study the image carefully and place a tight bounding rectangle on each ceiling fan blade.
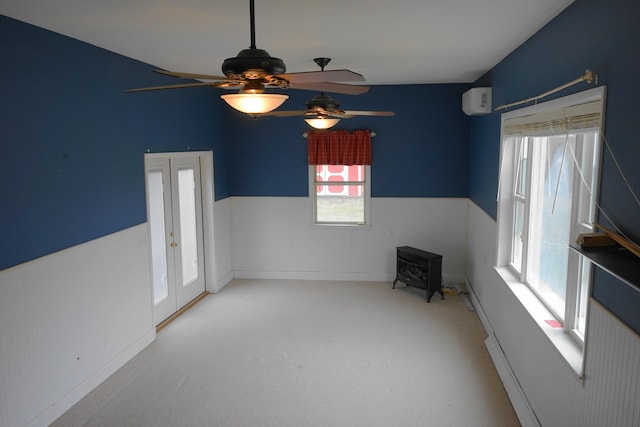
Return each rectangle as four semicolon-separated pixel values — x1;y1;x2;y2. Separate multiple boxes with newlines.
153;69;229;80
282;69;365;83
324;112;355;119
126;82;220;93
341;110;396;116
289;82;369;95
252;110;309;118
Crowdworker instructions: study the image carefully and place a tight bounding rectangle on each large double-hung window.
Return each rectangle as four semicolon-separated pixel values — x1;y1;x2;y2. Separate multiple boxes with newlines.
496;87;606;347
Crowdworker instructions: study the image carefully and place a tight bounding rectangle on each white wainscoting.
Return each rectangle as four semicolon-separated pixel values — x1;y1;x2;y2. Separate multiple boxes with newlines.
211;197;233;292
0;197;467;426
560;300;640;427
0;224;155;427
231;197;468;284
466;201;640;427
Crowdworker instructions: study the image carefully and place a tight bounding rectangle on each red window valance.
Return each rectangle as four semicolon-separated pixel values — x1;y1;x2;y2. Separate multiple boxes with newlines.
307;130;372;165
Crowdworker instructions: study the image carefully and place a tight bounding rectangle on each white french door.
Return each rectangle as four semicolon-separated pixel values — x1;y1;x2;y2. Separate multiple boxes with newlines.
146;155;206;325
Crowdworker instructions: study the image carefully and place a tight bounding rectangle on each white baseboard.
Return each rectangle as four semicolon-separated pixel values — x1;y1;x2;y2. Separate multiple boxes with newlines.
442;274;467;286
465;279;540;427
465;278;494;336
231;270;464;285
212;271;234;293
27;329;156;427
233;270;394;282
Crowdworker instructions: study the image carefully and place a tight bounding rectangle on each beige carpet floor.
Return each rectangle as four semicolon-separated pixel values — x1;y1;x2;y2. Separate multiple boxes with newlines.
52;279;520;426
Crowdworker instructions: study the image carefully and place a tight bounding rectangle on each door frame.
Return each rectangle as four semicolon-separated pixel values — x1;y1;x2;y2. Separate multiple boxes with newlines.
144;151;217;310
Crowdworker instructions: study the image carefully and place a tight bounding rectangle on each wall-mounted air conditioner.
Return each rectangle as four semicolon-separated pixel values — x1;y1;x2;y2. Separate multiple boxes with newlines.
462;87;492;115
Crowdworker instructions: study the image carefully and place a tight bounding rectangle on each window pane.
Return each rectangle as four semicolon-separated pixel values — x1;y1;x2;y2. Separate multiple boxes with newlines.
511;200;525;272
314;165;366;224
527;135;576;317
575;257;592;337
316;185;365;223
316;165;364;185
515;138;528;197
178;168;199;286
576;132;598;226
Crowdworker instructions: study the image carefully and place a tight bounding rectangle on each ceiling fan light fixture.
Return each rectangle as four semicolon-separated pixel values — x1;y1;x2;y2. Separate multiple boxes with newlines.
305;117;341;129
221;93;289;114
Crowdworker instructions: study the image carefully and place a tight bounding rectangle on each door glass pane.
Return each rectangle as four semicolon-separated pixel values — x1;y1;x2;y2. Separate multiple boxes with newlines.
527;135;576;317
148;171;168;304
178;168;199;286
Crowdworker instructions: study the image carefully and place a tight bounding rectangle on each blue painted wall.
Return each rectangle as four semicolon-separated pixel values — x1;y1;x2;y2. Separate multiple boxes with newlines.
1;15;230;270
2;15;470;271
227;84;470;197
467;0;640;332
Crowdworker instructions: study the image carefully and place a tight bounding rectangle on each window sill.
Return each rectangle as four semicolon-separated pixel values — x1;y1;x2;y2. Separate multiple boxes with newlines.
494;266;585;379
310;223;371;229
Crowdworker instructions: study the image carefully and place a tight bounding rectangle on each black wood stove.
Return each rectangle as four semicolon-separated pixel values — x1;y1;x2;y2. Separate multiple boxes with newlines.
393;246;444;302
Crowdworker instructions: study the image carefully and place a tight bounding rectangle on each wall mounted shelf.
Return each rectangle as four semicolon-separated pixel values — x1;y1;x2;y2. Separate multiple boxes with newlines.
570;243;640;291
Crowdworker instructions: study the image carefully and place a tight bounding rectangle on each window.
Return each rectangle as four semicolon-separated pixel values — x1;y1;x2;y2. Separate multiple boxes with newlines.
307;130;372;226
496;87;606;344
310;164;370;225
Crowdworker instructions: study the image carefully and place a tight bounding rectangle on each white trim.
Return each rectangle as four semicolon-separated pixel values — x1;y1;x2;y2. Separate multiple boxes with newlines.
234;269;394;282
144;151;218;294
199;152;218;293
494;266;585;378
465;278;541;427
214;270;234;292
234;270;464;285
28;330;155;427
484;335;541;427
144;151;212;159
309;165;371;227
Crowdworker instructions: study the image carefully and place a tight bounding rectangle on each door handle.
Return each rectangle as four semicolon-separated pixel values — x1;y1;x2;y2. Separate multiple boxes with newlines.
171;242;178;248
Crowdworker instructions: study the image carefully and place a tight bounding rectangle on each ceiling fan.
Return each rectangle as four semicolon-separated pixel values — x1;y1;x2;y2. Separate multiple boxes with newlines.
126;0;369;114
251;58;395;129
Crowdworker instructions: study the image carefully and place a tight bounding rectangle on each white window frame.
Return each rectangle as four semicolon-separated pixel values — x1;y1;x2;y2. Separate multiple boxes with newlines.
495;86;606;376
308;165;371;226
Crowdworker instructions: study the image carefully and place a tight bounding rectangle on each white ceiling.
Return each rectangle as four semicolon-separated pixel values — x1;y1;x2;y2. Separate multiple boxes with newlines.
2;0;575;85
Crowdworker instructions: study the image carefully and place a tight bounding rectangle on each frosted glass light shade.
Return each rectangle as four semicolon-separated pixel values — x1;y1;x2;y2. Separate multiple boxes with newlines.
221;94;288;114
305;117;340;129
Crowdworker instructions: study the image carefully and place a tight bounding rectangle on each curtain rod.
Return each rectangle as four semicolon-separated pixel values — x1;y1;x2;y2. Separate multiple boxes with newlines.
302;131;376;138
494;69;598;112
